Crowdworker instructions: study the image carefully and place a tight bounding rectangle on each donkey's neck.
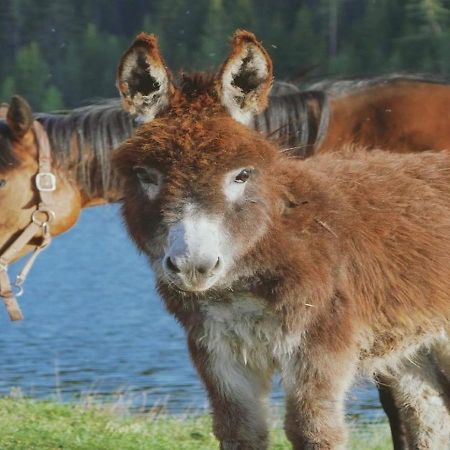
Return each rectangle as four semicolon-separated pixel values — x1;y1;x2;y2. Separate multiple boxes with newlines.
36;101;135;206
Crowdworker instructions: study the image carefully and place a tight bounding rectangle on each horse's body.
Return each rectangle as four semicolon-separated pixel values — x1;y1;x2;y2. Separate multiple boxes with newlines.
114;31;450;450
315;77;450;154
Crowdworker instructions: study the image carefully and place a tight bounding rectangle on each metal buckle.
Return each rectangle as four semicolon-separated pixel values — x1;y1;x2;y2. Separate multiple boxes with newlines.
31;208;55;226
35;172;56;192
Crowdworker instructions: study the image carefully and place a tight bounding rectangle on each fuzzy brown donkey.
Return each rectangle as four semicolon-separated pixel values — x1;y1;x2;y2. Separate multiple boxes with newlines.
114;31;450;450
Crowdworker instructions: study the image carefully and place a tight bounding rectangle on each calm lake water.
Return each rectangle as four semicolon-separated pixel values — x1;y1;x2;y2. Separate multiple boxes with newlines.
0;205;384;423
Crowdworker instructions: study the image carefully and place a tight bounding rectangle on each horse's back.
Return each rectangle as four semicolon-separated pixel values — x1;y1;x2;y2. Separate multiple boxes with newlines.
317;80;450;154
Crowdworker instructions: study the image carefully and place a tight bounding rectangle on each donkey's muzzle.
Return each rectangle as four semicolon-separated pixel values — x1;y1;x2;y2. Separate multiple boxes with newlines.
164;255;221;291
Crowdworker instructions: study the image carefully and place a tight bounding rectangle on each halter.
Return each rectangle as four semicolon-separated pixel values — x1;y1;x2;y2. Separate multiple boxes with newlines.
0;121;56;321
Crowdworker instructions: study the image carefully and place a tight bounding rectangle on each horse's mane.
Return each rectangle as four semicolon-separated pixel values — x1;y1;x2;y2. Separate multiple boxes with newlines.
308;73;450;97
253;90;328;158
35;100;133;200
0;120;20;172
32;79;321;199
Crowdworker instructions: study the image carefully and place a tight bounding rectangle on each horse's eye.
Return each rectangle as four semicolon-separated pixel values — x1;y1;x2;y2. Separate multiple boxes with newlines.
0;179;6;188
134;167;158;185
234;169;252;183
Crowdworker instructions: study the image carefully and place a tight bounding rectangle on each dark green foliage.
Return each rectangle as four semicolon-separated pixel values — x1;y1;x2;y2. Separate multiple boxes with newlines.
0;0;449;110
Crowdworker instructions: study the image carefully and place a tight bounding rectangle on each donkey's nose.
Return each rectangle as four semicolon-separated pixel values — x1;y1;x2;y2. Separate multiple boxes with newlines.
195;257;221;275
165;255;221;278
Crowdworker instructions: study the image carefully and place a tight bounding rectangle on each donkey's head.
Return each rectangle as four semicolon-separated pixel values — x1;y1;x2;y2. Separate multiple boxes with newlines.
115;31;284;293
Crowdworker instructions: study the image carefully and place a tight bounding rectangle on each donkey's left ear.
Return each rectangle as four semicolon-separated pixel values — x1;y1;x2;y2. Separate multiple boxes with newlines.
117;33;174;122
217;30;273;125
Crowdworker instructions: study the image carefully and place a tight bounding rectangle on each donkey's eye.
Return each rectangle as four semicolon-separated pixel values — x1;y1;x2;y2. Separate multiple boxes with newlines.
134;167;159;185
0;179;6;188
234;169;252;183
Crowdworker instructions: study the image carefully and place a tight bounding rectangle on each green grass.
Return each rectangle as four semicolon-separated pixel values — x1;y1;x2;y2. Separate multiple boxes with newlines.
0;397;392;450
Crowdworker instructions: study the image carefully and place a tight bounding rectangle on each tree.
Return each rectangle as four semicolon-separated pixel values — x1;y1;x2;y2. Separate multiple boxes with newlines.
196;0;232;69
13;42;51;109
0;77;16;104
42;85;64;111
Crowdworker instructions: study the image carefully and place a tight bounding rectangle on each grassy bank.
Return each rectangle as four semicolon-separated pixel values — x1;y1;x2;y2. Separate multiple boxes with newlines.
0;397;391;450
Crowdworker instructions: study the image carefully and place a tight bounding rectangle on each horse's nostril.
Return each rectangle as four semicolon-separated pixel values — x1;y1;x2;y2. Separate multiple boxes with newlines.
214;257;220;269
166;256;181;273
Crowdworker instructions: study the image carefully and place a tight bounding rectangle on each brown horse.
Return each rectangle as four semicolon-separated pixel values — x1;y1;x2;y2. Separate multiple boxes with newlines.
114;31;450;450
0;97;81;262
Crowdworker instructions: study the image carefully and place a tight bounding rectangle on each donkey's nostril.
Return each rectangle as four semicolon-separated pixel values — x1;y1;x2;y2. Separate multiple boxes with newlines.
166;256;181;273
196;264;209;275
196;257;220;275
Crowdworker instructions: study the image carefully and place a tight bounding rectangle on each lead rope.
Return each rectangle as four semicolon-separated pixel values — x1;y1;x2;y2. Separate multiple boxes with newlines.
0;121;56;321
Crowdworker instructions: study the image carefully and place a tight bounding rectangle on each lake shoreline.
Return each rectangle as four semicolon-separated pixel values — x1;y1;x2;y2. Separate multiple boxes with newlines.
0;396;392;449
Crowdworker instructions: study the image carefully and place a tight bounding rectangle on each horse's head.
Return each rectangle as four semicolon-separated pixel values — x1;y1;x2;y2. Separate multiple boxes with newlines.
115;31;292;294
0;96;81;259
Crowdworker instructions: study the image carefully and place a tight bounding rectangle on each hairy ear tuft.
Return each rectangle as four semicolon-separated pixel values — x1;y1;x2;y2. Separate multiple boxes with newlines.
217;30;273;125
117;33;173;122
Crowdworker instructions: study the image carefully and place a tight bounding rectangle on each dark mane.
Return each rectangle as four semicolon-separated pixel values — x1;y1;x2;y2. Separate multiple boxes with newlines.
254;90;328;158
0;120;20;172
35;101;134;200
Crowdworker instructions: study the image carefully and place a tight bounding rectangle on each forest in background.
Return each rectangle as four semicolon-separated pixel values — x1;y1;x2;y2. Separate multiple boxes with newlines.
1;0;449;111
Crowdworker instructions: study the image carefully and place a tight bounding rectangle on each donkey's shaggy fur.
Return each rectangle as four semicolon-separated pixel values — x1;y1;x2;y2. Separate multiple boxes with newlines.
115;31;450;449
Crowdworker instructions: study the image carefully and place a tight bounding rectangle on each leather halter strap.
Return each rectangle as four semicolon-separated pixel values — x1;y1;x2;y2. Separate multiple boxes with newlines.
0;121;56;321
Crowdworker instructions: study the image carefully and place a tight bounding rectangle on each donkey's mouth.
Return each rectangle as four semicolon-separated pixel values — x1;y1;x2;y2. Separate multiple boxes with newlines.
164;274;219;295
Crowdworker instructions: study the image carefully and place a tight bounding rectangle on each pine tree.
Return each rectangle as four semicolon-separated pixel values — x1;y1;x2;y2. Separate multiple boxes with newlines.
42;85;64;111
395;0;450;73
0;77;16;104
13;42;51;109
288;5;327;79
196;0;232;69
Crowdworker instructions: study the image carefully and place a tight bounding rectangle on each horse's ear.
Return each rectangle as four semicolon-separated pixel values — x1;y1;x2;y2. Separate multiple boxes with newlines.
117;33;174;122
217;30;273;125
0;103;9;119
6;95;33;140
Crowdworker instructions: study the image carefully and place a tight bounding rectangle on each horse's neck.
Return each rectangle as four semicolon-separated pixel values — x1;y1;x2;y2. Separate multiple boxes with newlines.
253;90;329;158
36;102;134;206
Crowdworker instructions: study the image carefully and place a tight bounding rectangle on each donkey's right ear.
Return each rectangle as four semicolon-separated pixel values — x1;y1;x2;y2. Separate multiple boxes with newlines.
6;95;34;140
117;33;174;122
217;30;273;125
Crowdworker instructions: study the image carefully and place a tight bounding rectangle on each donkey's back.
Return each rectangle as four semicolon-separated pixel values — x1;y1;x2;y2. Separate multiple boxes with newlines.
303;149;450;354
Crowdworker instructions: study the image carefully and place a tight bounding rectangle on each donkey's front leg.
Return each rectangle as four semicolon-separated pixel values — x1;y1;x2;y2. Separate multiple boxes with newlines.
188;335;273;450
281;346;357;450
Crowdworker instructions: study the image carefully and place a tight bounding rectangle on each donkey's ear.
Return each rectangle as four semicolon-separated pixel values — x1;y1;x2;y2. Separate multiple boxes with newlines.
217;30;273;125
117;33;174;122
6;95;33;140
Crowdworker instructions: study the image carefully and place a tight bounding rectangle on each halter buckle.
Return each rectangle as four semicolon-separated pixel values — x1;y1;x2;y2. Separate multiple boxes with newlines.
31;208;55;226
35;172;56;192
